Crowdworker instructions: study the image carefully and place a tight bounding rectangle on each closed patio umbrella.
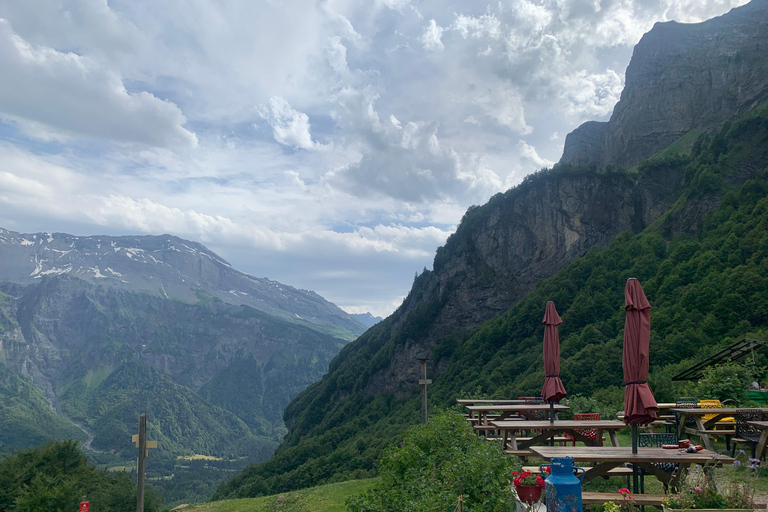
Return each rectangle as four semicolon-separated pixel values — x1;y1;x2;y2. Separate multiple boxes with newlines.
542;301;567;426
623;278;659;492
542;301;567;403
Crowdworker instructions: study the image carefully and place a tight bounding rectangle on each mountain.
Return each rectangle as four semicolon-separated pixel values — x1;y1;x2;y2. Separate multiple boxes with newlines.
560;0;768;168
214;2;768;499
0;273;350;453
0;230;366;340
350;313;383;328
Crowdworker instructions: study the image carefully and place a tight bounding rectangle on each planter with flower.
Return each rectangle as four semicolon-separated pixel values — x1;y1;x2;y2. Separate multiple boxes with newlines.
512;467;550;505
604;488;641;512
661;454;759;512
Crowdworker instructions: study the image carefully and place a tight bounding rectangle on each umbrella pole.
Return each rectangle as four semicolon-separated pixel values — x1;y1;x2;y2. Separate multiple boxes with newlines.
549;403;555;446
632;424;639;493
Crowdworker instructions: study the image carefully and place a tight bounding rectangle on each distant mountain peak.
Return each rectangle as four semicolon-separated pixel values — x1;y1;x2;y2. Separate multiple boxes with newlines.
0;228;366;339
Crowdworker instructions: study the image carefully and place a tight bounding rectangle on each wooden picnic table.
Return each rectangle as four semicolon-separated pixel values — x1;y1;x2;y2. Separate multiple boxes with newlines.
671;408;768;450
457;399;526;406
530;446;734;489
465;404;569;424
748;421;768;459
490;420;629;449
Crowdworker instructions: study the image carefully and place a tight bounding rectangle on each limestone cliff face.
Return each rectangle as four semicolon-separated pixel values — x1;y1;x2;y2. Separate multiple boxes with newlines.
356;165;684;398
560;0;768;168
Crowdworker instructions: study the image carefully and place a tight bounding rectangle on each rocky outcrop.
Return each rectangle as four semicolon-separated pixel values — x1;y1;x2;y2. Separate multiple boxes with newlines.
560;0;768;168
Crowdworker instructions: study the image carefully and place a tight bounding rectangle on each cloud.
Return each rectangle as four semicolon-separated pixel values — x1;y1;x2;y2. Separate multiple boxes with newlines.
258;97;327;151
0;0;753;316
420;19;444;51
0;19;196;148
325;88;502;203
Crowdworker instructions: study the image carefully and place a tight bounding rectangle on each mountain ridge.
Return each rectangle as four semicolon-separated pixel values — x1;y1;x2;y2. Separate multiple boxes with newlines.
559;0;768;168
0;228;365;340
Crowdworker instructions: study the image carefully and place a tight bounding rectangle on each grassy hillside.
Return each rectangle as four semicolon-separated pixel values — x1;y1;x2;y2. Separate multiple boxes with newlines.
214;103;768;499
61;361;277;460
186;479;375;512
0;364;87;449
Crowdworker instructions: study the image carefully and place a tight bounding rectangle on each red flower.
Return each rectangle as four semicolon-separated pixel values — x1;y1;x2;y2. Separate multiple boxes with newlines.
542;466;551;473
618;488;631;496
512;471;519;477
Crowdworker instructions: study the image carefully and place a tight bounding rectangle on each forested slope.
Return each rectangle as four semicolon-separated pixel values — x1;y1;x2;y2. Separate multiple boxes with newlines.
215;104;768;499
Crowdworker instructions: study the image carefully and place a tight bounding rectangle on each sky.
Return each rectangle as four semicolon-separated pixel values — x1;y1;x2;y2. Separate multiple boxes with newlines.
0;0;750;317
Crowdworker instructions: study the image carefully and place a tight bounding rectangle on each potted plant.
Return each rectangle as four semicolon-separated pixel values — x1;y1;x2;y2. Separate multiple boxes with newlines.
512;467;549;505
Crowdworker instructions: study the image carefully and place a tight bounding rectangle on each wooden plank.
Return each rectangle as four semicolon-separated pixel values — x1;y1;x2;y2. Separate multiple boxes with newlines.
522;466;633;476
529;446;734;465
504;449;534;457
492;420;627;429
581;492;665;506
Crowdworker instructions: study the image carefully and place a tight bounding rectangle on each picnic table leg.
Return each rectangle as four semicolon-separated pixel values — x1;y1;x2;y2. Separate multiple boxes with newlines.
502;429;509;450
608;430;619;447
677;413;687;439
695;417;715;451
510;431;519;451
755;429;768;460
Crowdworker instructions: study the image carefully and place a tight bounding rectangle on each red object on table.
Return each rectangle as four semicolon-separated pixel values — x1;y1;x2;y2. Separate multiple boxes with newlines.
622;279;659;425
80;501;89;512
541;301;567;403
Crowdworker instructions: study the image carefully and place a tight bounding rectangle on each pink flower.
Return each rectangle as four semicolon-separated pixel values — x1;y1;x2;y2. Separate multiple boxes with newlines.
694;487;702;492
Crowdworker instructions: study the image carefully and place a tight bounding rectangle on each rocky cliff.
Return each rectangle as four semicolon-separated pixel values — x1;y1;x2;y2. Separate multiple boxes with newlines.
560;0;768;168
356;165;684;398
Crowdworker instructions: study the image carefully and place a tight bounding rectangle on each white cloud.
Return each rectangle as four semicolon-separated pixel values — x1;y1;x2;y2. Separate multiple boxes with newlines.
0;19;196;148
326;88;502;202
420;19;444;51
258;97;327;151
0;0;753;315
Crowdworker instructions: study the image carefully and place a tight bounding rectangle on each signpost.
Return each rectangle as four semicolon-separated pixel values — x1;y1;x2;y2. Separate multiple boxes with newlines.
418;358;431;424
132;413;158;512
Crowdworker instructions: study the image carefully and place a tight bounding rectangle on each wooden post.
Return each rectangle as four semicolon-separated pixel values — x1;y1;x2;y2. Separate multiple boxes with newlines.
418;358;432;424
132;414;158;512
136;413;147;512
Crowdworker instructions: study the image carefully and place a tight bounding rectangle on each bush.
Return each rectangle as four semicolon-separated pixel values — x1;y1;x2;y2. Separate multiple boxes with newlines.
346;411;515;512
690;361;755;404
0;440;163;512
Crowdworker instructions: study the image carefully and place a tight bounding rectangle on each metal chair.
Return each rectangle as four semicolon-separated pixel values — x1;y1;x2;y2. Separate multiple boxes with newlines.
638;432;678;493
564;413;600;446
731;409;764;459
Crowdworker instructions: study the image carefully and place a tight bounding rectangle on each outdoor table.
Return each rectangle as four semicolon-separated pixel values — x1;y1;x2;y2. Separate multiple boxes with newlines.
465;404;568;424
530;446;734;489
747;421;768;459
671;408;768;450
457;399;526;406
490;420;628;449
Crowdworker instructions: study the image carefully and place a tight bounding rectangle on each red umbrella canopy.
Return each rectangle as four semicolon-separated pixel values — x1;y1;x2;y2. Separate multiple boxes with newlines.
623;278;659;424
541;301;567;403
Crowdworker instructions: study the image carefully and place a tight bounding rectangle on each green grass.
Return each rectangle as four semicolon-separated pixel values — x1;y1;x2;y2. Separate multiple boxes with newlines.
185;479;376;512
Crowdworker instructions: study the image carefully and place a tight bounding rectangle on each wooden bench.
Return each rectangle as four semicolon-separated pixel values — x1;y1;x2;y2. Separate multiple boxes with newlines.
581;492;666;506
504;449;534;458
522;466;633;476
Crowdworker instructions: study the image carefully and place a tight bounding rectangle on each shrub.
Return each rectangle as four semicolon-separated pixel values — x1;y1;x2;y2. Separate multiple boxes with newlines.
689;361;755;404
347;411;515;512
